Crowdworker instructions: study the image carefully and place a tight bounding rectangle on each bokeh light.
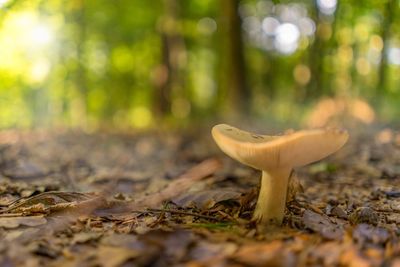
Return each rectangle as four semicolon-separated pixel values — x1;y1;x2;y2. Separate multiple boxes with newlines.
0;0;9;8
317;0;338;15
30;25;53;46
356;58;371;75
298;17;316;36
293;64;311;85
130;106;152;128
197;17;217;35
27;59;51;83
262;17;280;36
242;2;315;55
274;23;300;54
242;16;261;34
388;47;400;65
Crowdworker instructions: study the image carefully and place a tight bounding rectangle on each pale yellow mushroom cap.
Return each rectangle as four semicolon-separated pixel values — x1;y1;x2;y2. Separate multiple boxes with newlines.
212;124;349;170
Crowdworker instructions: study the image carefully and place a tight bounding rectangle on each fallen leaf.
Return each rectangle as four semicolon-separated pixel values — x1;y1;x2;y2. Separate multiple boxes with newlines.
2;158;50;180
392;259;400;267
306;241;345;266
4;228;40;241
349;207;379;225
386;213;400;224
189;241;237;262
286;172;304;203
331;206;348;219
385;191;400;198
139;229;194;264
0;216;46;229
353;224;390;246
0;194;18;206
172;189;242;209
101;234;145;250
130;158;222;209
2;191;94;215
302;210;345;240
340;246;372;267
72;232;102;244
96;246;139;267
233;241;296;267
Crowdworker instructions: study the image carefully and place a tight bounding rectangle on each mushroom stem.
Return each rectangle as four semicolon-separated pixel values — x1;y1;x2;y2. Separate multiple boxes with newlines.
253;168;292;225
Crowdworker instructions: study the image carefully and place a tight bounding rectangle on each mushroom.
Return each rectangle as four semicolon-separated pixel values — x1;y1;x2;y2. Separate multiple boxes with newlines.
211;124;349;226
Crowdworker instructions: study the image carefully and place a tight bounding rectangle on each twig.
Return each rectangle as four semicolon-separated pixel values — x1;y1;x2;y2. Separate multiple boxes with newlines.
147;208;227;222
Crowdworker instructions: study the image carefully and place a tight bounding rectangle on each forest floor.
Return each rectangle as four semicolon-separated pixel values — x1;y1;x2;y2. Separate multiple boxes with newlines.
0;126;399;267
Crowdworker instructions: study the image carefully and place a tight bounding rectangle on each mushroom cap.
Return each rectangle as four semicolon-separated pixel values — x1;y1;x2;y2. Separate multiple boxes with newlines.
212;124;349;170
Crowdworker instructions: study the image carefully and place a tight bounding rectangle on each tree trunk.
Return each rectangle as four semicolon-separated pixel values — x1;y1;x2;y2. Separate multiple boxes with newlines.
153;0;186;118
218;0;250;116
377;0;395;96
308;2;339;98
74;0;88;126
308;4;323;98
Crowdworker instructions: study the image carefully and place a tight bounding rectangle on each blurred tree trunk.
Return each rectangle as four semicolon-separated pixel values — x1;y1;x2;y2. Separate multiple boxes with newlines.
377;0;395;95
308;4;324;98
218;0;250;115
349;2;359;98
153;0;186;118
308;3;338;98
74;0;88;126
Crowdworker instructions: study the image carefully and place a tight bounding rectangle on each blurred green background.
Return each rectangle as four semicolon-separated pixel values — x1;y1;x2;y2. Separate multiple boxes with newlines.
0;0;399;130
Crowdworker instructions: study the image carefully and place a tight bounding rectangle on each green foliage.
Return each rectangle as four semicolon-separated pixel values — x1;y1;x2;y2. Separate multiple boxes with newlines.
0;0;399;129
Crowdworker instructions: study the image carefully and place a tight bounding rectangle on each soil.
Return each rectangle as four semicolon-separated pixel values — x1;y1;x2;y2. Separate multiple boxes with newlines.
0;126;399;267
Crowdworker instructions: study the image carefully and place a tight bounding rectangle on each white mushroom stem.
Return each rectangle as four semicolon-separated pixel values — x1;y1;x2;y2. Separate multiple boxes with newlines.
253;168;292;225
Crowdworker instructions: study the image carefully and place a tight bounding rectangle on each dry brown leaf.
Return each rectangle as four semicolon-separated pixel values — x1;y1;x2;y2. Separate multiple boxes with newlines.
131;158;222;209
0;194;18;206
353;224;390;246
71;232;102;244
391;259;400;267
101;234;145;250
340;246;372;267
96;246;139;267
0;216;46;229
287;172;304;203
233;241;296;267
189;241;237;262
302;210;345;240
306;241;345;266
3;191;94;215
173;189;242;209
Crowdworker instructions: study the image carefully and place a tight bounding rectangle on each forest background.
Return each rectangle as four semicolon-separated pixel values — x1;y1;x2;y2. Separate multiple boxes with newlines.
0;0;399;130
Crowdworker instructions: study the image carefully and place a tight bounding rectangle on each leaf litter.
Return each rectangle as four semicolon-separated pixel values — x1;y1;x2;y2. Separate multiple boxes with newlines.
0;128;399;266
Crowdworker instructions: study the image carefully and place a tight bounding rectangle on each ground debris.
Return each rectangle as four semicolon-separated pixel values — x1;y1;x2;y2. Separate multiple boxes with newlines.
0;128;399;266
